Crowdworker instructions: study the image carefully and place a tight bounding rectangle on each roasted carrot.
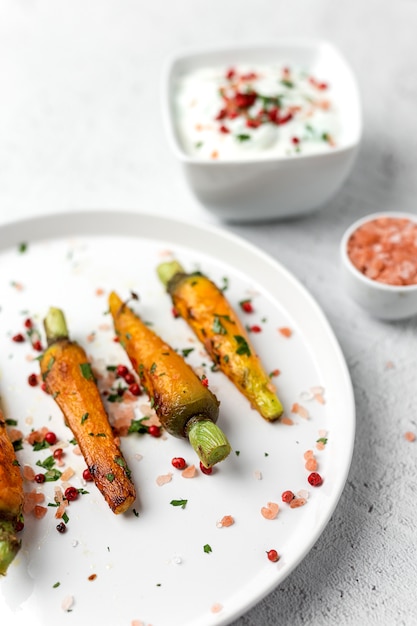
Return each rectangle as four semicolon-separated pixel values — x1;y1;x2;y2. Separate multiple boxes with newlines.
0;407;24;575
157;260;284;422
39;308;136;515
109;291;231;468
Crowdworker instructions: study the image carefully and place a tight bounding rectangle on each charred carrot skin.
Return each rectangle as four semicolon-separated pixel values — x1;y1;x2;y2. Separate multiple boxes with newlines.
40;309;136;515
0;409;24;575
157;261;284;422
109;291;231;467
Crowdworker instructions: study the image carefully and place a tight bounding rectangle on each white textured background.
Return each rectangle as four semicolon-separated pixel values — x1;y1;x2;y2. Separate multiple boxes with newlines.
1;1;417;624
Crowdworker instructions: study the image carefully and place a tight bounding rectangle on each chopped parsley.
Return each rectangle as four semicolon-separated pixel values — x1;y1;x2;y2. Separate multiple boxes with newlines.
81;412;89;424
212;315;228;335
42;356;55;380
203;544;212;554
128;417;149;435
80;362;94;381
234;335;251;356
44;468;62;482
170;499;187;509
220;276;229;291
32;439;50;451
36;455;56;470
18;242;28;253
235;134;251;142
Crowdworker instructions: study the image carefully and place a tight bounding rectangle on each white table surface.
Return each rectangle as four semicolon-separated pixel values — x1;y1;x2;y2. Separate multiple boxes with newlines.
1;1;417;625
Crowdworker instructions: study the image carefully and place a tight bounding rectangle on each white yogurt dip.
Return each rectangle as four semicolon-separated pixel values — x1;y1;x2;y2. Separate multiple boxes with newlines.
173;63;341;160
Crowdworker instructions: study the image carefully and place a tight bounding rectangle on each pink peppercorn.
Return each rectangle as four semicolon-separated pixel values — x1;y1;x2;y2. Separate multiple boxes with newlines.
53;448;64;460
171;457;187;470
15;519;24;532
308;472;323;487
124;372;135;385
240;300;254;313
281;490;295;503
65;486;78;502
44;431;57;445
199;462;213;475
83;468;94;482
267;549;279;562
129;383;141;396
116;364;129;378
28;373;38;387
148;425;161;438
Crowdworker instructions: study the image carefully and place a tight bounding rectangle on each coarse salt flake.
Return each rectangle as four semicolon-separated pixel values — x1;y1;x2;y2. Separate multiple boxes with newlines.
61;467;75;482
156;473;172;486
254;470;262;480
291;403;309;419
217;515;235;528
98;323;112;331
261;502;279;520
305;457;318;471
171;555;182;565
290;497;307;509
62;595;74;612
181;464;196;478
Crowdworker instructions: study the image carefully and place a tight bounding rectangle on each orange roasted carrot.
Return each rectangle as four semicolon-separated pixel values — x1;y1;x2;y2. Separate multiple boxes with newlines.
0;407;24;575
109;291;231;468
157;260;284;422
40;308;136;515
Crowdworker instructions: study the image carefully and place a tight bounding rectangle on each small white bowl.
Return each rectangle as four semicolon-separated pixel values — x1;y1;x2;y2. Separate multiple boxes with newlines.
162;40;362;222
340;212;417;320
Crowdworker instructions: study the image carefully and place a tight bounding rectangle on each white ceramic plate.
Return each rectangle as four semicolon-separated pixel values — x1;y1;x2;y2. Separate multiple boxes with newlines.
0;211;355;626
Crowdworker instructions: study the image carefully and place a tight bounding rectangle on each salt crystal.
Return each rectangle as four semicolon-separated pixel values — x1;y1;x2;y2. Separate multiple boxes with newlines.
62;595;74;612
171;555;182;565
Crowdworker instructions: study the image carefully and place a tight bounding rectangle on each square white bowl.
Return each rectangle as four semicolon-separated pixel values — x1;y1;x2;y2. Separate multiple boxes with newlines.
162;40;362;223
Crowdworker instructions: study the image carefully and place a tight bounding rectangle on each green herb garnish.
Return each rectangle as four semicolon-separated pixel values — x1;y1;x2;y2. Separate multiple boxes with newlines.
170;499;187;509
80;362;94;381
234;335;251;356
